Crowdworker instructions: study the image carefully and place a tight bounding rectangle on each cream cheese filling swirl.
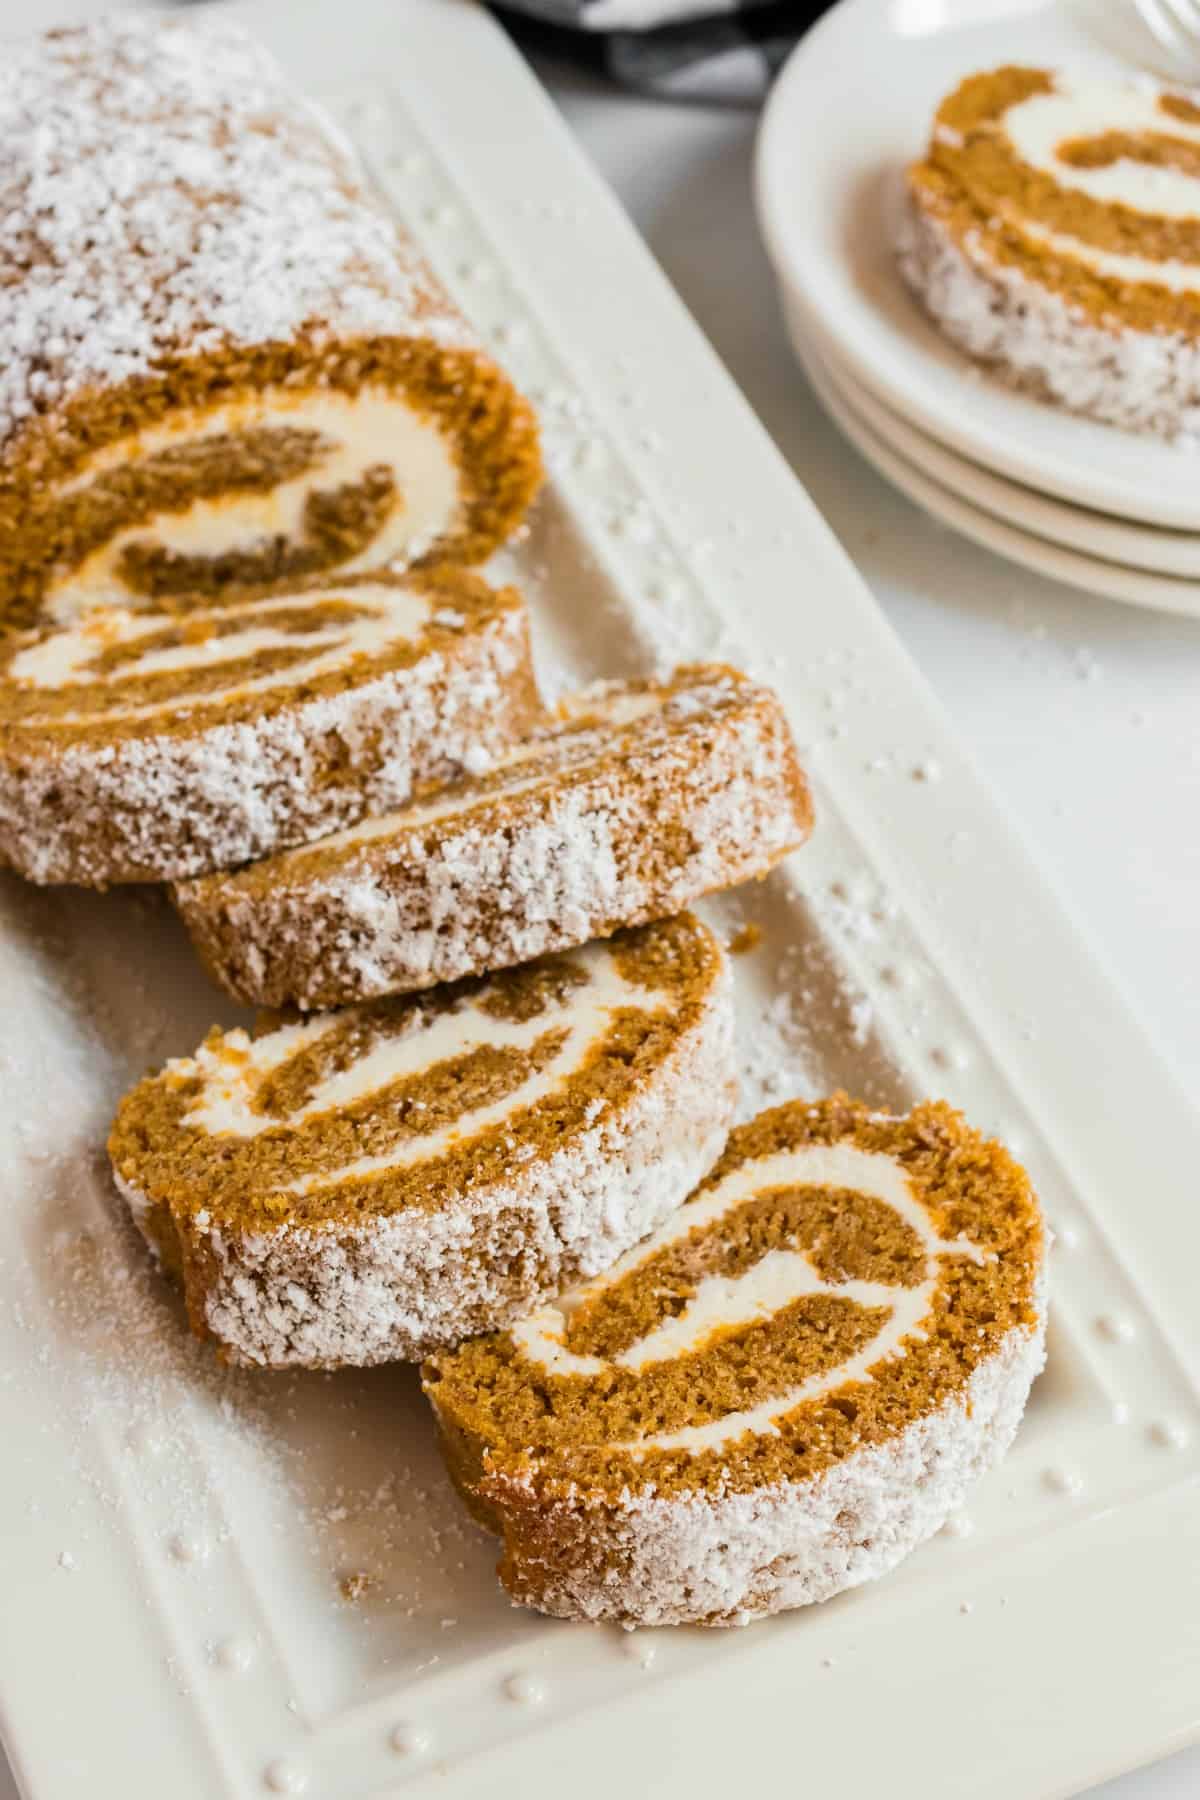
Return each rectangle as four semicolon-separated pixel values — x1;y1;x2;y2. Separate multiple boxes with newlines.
928;68;1200;297
170;940;672;1208
1004;77;1200;291
2;582;434;730
43;387;463;622
512;1141;988;1456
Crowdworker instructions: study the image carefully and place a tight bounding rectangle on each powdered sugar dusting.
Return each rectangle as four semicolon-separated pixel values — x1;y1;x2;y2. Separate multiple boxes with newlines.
737;989;816;1118
484;1308;1045;1626
176;669;811;1008
0;876;525;1675
897;191;1200;441
0;12;473;443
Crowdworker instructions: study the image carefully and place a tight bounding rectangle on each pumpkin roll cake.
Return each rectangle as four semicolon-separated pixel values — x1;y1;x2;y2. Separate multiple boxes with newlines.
176;664;812;1009
899;66;1200;436
0;13;540;633
424;1097;1046;1627
0;568;538;886
108;914;736;1369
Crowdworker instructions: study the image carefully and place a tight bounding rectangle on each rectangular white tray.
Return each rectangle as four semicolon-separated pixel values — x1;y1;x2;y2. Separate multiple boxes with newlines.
2;4;1199;1797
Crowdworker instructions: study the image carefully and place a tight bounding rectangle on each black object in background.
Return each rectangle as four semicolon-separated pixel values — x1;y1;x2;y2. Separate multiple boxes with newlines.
493;0;835;103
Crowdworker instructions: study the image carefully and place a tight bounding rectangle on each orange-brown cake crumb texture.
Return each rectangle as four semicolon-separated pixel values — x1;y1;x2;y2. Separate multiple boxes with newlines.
728;921;763;955
108;913;737;1367
899;66;1200;435
423;1096;1046;1625
908;67;1200;334
0;568;539;885
174;663;813;1009
0;13;541;633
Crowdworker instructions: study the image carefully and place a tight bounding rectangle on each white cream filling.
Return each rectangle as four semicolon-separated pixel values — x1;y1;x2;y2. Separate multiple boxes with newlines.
999;76;1200;292
510;1143;988;1454
1008;214;1200;293
176;940;669;1196
1005;77;1200;216
46;387;462;622
6;582;431;726
554;685;672;730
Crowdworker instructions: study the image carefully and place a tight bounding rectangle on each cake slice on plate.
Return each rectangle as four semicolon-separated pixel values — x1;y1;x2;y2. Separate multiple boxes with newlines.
900;65;1200;437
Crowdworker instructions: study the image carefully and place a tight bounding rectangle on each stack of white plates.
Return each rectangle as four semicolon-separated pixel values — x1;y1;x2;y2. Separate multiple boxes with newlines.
755;0;1200;618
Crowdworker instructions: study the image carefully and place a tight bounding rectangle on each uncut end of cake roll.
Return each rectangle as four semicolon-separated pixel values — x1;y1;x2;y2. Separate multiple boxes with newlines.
898;65;1200;438
108;914;736;1369
175;664;813;1009
0;14;541;633
0;568;538;886
424;1096;1047;1628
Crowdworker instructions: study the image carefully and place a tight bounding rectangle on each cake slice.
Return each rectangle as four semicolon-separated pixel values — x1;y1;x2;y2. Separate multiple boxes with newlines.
899;65;1200;437
175;664;812;1008
0;568;538;885
424;1096;1047;1626
108;913;736;1369
0;13;540;632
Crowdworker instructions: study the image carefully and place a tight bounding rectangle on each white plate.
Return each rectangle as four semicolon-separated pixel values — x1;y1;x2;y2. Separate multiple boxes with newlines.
793;301;1200;583
793;316;1200;615
4;5;1200;1800
756;0;1200;531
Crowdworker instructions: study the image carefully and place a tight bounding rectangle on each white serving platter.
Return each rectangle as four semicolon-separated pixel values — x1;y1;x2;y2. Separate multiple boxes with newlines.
2;4;1200;1799
755;0;1200;532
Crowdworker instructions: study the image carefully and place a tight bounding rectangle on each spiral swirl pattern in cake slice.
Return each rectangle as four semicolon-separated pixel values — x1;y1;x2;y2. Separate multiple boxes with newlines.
424;1096;1046;1626
0;14;540;631
0;568;538;884
175;664;812;1008
108;913;736;1368
899;66;1200;435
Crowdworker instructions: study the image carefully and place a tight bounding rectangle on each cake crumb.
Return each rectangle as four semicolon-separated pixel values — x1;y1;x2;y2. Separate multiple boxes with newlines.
728;922;762;956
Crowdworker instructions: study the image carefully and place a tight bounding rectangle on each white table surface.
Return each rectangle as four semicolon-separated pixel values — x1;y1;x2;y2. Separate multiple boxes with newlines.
3;25;1200;1800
